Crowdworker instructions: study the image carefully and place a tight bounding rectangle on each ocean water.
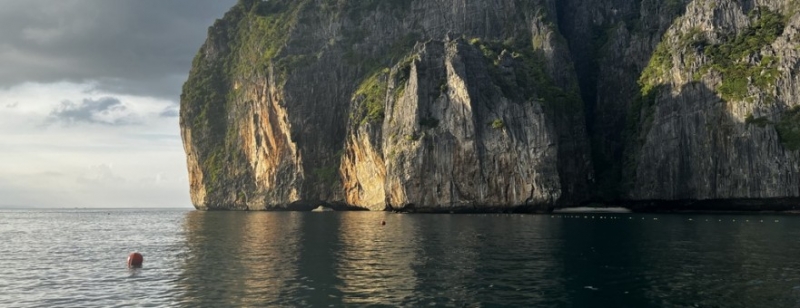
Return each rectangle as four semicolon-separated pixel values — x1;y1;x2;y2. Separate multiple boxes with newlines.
1;209;799;307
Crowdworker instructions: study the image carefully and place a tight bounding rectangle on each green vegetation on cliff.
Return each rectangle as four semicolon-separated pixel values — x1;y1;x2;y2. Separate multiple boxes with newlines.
630;26;674;151
351;51;416;125
624;20;689;192
638;42;671;97
622;85;661;191
182;0;800;210
469;39;582;112
182;19;239;195
698;7;786;102
183;53;228;135
744;113;771;127
353;70;389;124
637;7;786;117
745;106;800;151
626;6;790;188
776;107;800;151
343;17;418;125
491;119;506;129
228;0;308;81
182;0;308;196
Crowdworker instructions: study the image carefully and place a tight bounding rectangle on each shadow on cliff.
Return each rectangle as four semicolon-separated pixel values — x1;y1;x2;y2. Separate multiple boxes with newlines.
553;0;693;203
619;80;800;212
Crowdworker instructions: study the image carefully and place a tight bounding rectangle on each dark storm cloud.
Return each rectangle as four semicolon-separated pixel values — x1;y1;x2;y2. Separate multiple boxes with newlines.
0;0;237;100
47;97;138;125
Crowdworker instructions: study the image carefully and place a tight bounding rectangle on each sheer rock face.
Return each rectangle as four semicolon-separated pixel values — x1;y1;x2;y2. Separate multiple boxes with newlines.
625;0;800;201
343;40;583;212
181;0;800;211
556;0;800;205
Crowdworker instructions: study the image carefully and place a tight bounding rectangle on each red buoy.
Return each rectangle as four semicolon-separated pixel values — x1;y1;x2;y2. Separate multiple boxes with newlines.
127;252;143;268
381;220;386;226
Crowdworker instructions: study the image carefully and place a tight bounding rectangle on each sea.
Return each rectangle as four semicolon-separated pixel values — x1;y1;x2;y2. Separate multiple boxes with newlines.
1;209;799;307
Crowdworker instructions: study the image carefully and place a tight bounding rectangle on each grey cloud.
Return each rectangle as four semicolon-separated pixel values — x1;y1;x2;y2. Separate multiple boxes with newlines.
0;0;237;100
6;102;19;108
47;97;140;126
159;106;179;118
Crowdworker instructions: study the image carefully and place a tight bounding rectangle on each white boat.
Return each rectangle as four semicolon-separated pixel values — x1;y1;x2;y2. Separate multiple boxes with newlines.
311;205;333;212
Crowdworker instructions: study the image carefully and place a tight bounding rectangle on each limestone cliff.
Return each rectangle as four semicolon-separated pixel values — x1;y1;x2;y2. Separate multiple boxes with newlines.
624;1;800;207
180;0;590;211
181;0;800;211
342;39;590;211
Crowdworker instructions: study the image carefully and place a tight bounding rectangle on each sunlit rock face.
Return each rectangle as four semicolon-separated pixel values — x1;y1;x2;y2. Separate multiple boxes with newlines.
343;39;587;212
181;0;800;211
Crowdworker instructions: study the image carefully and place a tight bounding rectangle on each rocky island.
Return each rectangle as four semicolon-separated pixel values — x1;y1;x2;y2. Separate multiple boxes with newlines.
180;0;800;212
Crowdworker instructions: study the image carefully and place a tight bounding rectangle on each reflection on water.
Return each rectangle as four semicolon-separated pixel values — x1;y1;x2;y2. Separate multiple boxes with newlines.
556;214;800;307
292;211;342;306
634;216;800;307
175;212;800;307
178;211;303;307
336;212;419;305
4;210;798;307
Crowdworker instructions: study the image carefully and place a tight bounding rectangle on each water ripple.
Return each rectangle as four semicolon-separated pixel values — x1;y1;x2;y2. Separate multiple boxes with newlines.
1;210;800;306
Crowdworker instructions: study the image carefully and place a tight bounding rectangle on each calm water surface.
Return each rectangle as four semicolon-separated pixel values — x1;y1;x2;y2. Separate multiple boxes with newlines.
1;209;799;307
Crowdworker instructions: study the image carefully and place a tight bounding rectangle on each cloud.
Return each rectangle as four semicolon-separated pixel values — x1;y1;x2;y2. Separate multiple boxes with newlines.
138;173;178;185
77;163;126;185
0;0;237;100
46;97;140;126
39;171;66;177
159;106;179;118
0;1;219;209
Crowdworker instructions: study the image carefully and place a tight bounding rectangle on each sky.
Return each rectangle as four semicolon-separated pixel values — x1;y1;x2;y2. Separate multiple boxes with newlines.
0;0;237;208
